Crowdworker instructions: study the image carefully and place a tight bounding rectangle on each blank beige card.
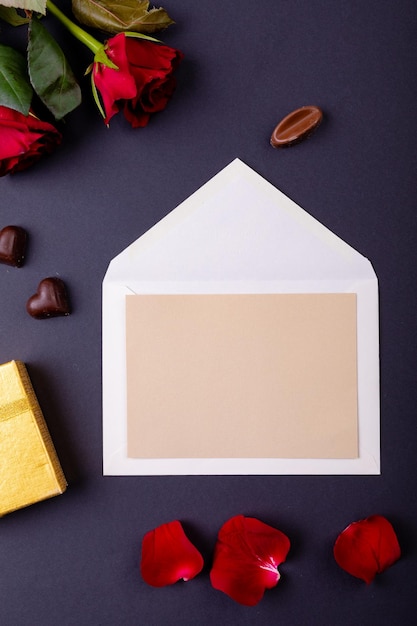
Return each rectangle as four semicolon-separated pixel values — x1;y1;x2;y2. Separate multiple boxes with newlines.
126;293;358;459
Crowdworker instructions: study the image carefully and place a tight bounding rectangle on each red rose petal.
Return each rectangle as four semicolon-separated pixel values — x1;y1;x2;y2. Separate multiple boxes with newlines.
140;520;204;587
210;515;290;606
334;515;401;583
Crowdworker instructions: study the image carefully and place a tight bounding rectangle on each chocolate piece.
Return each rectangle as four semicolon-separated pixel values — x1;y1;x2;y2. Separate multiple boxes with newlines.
0;225;28;267
270;106;323;148
0;360;67;516
26;277;71;319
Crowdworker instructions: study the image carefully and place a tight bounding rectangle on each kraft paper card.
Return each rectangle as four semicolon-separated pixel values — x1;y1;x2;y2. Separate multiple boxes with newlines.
102;158;379;475
126;293;358;460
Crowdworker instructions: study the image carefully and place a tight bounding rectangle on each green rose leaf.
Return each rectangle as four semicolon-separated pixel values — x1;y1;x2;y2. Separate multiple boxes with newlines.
0;7;30;25
0;44;32;115
28;16;81;119
71;0;174;35
0;0;46;15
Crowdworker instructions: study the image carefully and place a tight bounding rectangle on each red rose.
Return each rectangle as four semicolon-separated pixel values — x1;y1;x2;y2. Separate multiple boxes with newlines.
0;106;62;177
92;34;183;128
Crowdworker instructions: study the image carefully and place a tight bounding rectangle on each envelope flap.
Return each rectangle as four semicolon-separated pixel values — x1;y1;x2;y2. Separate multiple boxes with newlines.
104;159;375;284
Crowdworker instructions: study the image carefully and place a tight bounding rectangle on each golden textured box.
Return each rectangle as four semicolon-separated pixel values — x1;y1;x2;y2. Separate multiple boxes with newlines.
0;360;66;516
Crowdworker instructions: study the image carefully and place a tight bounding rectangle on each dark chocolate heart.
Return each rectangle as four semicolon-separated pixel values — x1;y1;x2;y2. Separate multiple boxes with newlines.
0;225;28;267
26;277;71;319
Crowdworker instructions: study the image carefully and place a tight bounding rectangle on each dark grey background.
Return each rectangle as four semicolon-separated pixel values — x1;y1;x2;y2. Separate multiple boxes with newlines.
1;1;416;624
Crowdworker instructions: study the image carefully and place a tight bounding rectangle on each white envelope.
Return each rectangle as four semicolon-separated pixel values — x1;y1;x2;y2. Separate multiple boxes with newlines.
102;158;379;475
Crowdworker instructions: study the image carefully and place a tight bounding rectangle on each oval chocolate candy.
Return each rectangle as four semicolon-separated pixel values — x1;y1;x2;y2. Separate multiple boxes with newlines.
270;105;323;148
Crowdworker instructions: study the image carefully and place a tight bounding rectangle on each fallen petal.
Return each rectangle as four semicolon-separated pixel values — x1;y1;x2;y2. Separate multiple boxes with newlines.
333;515;401;583
140;520;204;587
210;515;290;606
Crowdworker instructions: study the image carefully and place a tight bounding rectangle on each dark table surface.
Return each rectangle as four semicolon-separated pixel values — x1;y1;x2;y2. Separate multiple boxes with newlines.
1;1;417;624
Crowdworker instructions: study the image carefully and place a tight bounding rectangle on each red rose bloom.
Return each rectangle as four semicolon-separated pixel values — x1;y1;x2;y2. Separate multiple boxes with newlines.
92;34;183;128
0;106;62;177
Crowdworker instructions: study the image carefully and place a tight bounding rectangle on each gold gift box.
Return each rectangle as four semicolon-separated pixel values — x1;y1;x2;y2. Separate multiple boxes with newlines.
0;360;67;517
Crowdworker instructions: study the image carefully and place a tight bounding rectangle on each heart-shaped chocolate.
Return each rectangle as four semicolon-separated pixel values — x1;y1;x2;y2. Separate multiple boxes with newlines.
0;225;28;267
26;277;71;319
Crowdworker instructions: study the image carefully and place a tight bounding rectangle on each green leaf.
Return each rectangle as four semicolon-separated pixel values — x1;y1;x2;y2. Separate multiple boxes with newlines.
71;0;174;35
0;0;47;15
0;44;32;114
0;7;30;25
28;17;81;119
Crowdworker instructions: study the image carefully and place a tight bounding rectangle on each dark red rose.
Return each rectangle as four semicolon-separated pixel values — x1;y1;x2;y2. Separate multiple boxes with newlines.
0;106;62;177
92;34;183;128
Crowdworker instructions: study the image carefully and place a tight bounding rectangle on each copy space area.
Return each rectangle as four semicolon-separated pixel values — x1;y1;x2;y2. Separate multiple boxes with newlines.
126;293;358;459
